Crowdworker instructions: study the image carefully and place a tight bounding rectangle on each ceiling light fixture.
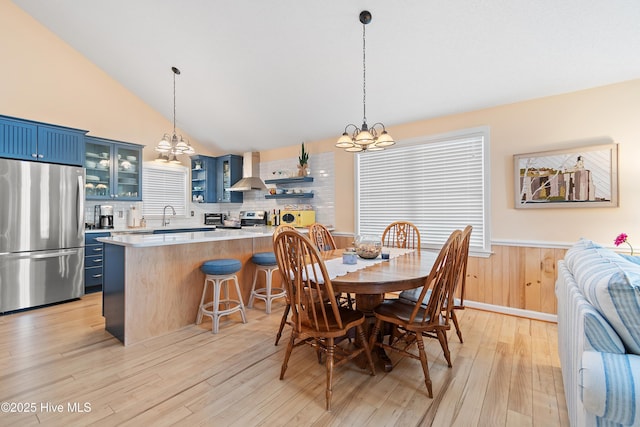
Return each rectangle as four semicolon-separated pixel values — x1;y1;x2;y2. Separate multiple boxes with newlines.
155;66;195;163
336;10;395;153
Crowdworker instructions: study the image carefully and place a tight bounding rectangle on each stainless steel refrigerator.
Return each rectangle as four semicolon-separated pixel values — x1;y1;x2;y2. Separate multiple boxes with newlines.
0;158;85;313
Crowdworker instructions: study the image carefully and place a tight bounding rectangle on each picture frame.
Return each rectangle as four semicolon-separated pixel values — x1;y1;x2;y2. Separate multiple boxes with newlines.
514;142;618;209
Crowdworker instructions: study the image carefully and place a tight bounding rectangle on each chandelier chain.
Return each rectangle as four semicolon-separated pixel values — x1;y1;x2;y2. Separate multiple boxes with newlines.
173;70;177;133
335;10;394;153
362;22;367;125
154;66;194;160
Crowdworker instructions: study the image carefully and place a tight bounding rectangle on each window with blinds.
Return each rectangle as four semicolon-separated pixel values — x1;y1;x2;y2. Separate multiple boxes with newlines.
142;162;189;217
356;127;491;254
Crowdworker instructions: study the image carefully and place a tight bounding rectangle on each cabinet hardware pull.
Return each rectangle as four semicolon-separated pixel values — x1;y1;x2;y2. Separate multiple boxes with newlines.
92;274;102;278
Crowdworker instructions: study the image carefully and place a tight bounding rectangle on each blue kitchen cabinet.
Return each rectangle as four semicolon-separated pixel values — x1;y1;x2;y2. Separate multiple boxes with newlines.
0;115;87;166
190;155;217;203
216;154;243;203
84;232;110;294
85;136;143;201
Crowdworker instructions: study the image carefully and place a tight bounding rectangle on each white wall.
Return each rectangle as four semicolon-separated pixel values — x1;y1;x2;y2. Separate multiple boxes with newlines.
3;0;639;247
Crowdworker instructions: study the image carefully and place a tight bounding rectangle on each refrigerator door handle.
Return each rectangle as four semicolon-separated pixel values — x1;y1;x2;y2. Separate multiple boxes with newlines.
78;175;85;237
1;249;80;260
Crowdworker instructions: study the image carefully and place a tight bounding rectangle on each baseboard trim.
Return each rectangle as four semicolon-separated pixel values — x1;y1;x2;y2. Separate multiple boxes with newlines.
466;300;558;323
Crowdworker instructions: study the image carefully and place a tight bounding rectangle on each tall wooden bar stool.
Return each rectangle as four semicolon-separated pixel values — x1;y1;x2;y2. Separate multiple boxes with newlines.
196;258;247;333
248;252;286;314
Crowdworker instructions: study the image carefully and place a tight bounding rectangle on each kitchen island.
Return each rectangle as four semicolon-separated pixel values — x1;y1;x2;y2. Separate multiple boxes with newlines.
98;227;278;345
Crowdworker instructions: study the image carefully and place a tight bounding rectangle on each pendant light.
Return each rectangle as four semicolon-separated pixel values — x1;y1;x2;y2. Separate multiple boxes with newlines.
336;11;395;153
155;66;195;162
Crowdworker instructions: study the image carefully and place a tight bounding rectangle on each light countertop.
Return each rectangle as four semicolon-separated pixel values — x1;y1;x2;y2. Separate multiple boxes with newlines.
85;225;216;234
96;226;283;247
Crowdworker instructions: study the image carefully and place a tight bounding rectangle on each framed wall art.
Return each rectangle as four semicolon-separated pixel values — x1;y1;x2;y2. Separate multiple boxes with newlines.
514;142;618;209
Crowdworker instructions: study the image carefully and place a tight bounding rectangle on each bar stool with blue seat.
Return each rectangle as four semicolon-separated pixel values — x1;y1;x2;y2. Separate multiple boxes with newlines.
248;251;286;314
197;258;248;333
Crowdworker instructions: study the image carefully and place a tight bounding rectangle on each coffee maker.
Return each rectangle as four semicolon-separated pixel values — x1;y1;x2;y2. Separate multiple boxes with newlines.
97;205;114;229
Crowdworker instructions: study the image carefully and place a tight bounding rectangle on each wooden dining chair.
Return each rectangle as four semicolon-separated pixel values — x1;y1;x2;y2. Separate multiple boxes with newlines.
273;230;375;411
380;221;421;302
272;224;297;346
449;225;472;343
398;225;472;342
368;229;460;398
308;223;354;310
382;221;421;250
308;222;337;252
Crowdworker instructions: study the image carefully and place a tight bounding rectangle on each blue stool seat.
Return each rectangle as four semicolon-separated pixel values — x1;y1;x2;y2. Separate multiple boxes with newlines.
201;259;242;276
252;252;277;266
197;258;247;333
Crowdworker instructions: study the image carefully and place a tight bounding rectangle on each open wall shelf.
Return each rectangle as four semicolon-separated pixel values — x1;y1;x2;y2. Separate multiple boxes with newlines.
264;176;313;184
264;176;314;199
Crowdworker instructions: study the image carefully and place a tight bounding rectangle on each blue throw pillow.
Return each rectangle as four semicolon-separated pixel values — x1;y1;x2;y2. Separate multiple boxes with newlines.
619;254;640;266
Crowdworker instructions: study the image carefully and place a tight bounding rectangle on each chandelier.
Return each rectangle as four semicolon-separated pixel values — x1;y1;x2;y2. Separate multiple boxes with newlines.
155;66;195;162
336;11;395;153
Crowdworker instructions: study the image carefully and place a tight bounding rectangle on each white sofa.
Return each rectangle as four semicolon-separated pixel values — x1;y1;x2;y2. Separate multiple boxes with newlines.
556;239;640;426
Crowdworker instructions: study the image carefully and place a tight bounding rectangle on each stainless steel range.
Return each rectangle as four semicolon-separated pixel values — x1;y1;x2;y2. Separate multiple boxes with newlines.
203;211;267;229
239;210;267;227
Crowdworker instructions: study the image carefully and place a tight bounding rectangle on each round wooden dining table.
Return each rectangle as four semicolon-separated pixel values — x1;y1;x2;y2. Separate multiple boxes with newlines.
321;249;436;310
320;249;438;371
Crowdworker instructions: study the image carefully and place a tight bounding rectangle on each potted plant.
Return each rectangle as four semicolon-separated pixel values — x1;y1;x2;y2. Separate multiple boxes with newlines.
297;142;309;176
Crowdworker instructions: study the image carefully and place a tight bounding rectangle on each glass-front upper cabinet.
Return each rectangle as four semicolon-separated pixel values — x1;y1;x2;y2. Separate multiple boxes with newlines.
85;136;142;201
216;154;243;203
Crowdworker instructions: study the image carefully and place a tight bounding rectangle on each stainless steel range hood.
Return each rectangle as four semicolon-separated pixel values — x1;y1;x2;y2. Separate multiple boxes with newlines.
228;152;268;192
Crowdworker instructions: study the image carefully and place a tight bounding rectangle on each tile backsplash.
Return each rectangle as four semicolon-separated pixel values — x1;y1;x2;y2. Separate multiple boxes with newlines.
86;151;336;229
243;151;336;225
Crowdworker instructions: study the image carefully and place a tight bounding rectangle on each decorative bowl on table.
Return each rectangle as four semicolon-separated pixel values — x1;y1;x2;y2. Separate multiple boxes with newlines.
354;235;382;259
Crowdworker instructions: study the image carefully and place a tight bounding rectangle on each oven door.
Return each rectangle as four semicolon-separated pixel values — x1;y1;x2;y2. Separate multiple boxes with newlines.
280;211;299;226
204;213;223;225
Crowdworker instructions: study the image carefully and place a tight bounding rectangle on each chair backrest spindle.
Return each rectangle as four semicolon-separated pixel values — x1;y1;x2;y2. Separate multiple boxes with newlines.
410;229;460;326
382;221;421;250
308;223;337;252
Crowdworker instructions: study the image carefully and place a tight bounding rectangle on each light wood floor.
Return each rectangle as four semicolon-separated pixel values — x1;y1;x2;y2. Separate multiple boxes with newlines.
0;293;568;426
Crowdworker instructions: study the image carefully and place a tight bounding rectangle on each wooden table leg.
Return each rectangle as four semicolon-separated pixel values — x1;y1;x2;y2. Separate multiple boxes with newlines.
355;294;393;372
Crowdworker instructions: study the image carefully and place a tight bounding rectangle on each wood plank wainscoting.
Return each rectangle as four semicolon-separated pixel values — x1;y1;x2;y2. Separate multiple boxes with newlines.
334;235;567;317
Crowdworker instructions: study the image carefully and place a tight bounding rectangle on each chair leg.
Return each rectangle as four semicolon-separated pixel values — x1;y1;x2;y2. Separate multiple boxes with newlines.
356;325;376;375
274;304;290;346
264;269;273;314
451;310;463;343
248;268;259;308
196;278;209;324
231;275;248;324
415;334;433;398
212;278;222;333
437;329;452;368
325;337;335;411
280;332;295;380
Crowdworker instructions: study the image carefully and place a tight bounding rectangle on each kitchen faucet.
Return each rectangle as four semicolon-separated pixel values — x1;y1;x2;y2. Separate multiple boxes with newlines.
162;205;176;226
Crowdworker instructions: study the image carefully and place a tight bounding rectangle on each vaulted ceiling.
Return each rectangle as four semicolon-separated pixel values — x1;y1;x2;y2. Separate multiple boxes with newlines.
13;0;640;153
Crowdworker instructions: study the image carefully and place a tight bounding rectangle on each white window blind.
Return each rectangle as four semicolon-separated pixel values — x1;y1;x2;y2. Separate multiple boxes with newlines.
356;127;491;254
142;162;188;217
